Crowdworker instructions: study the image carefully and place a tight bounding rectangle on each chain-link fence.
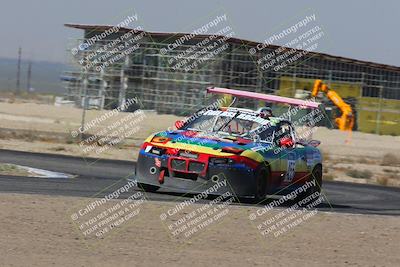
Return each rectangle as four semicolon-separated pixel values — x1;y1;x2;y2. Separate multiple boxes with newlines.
63;26;400;135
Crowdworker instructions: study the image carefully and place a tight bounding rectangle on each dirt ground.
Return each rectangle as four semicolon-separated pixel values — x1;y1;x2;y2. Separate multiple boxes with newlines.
0;193;399;267
0;102;399;185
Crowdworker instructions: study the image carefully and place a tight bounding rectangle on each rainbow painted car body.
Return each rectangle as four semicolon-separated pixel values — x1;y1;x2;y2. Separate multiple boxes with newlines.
135;106;323;201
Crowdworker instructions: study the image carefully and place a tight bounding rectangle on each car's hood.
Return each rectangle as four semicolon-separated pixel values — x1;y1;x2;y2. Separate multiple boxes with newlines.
146;130;274;163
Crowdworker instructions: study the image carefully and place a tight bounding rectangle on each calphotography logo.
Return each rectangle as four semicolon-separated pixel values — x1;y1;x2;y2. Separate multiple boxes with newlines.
70;97;146;160
248;180;327;241
160;13;236;72
157;175;238;242
70;180;146;242
252;13;326;72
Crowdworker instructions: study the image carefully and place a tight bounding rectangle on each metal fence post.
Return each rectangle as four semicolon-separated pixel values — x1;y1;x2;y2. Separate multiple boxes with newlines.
376;85;383;135
80;68;88;141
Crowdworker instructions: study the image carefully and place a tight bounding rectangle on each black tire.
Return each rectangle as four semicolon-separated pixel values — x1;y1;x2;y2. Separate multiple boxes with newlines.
252;165;269;203
309;165;322;194
295;165;322;206
137;183;160;192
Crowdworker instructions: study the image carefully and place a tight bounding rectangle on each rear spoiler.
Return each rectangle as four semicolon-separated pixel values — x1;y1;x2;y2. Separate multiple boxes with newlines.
207;87;321;109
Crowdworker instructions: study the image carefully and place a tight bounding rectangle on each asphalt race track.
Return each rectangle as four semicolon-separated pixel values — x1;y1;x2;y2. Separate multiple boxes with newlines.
0;149;399;216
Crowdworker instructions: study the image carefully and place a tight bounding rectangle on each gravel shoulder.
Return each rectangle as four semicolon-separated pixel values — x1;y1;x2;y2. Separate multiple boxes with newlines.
0;193;399;267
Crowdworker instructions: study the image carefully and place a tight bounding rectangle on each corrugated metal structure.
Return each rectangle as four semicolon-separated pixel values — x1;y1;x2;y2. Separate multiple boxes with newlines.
63;24;400;135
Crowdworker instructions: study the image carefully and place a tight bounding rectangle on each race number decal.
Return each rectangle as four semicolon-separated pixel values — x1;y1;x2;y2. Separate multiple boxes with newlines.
284;152;296;182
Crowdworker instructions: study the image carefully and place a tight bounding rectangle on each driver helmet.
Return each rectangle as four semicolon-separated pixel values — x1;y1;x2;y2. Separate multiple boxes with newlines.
258;107;273;118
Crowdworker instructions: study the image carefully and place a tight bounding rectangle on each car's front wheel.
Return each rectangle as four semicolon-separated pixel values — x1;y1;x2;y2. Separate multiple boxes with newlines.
137;183;160;193
252;165;270;203
295;165;322;206
309;165;322;195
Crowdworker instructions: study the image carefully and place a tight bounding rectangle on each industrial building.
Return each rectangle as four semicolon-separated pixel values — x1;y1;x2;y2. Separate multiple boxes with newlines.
62;23;400;135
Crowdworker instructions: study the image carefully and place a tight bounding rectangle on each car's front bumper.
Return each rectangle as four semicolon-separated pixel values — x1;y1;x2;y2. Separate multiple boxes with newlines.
134;151;258;198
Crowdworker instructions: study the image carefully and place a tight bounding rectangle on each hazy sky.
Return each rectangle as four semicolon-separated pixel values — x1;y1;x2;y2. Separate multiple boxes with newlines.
1;0;399;66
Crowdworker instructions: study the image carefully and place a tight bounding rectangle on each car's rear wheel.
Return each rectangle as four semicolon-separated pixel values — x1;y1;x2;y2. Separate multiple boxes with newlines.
253;165;269;203
137;183;160;192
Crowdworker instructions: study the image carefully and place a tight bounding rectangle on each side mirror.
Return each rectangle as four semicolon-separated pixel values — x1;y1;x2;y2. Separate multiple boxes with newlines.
253;134;261;143
174;120;185;130
279;137;294;148
308;140;321;147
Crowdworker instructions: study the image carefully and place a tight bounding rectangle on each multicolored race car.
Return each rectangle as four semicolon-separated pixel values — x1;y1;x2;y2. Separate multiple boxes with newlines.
134;87;323;202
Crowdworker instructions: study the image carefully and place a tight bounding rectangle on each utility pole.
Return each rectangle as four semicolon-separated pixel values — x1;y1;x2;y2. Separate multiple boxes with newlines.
16;47;21;94
27;61;32;92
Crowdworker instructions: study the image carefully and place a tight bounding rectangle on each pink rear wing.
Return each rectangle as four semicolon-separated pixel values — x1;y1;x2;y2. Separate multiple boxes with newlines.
207;87;321;109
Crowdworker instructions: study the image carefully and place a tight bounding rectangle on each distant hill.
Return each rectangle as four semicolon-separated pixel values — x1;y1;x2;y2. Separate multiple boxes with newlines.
0;58;69;95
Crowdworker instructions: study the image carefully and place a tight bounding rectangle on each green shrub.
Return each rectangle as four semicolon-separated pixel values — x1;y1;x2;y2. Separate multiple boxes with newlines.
381;153;400;166
345;169;373;179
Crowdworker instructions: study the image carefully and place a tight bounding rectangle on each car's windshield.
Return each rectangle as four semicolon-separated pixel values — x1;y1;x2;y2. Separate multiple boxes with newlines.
183;109;275;141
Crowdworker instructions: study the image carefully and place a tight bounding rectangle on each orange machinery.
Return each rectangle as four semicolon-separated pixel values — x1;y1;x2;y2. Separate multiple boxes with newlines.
312;79;354;131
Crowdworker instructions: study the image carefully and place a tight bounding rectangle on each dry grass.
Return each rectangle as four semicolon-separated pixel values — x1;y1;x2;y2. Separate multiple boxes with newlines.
358;157;370;164
383;168;396;173
0;163;17;172
321;149;330;161
381;153;400;166
323;173;335;181
0;163;30;176
49;146;67;152
345;168;373;179
377;176;389;186
344;157;355;163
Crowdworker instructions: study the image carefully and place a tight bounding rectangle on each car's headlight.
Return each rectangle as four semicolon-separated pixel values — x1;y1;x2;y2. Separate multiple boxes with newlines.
151;136;171;143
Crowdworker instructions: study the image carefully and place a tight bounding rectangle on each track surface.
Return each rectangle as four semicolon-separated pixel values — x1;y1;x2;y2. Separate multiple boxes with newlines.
1;149;399;216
